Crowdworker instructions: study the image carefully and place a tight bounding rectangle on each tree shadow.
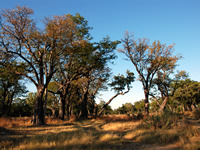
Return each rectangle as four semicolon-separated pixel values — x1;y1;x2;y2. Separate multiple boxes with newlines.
0;119;147;150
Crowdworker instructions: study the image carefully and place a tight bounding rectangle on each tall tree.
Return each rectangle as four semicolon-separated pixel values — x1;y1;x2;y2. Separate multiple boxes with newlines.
0;6;88;124
71;37;119;119
49;14;92;120
119;31;178;115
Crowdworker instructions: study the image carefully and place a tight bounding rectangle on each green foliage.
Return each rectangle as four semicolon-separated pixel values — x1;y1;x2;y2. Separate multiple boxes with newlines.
115;103;134;114
109;70;135;93
98;100;113;115
149;99;160;113
134;100;145;112
173;79;200;111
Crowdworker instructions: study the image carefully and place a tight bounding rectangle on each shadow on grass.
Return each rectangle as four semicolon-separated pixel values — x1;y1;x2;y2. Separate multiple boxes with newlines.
0;119;142;150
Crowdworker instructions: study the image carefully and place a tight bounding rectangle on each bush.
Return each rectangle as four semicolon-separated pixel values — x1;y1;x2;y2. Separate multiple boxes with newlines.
139;110;182;130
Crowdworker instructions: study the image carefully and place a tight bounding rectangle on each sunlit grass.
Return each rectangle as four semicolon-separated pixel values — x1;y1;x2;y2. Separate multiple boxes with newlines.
0;114;200;150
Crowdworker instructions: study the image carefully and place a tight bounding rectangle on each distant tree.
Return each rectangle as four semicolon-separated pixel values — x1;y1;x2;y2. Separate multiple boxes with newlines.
0;59;27;116
98;70;135;116
119;31;179;115
134;100;145;113
115;103;134;114
151;70;187;111
149;99;160;113
173;79;200;111
123;102;135;114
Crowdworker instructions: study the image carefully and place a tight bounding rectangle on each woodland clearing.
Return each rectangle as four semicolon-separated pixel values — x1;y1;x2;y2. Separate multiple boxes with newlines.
0;113;200;150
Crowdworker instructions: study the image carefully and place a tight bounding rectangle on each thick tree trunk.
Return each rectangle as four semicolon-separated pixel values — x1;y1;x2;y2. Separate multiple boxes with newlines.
59;93;66;120
80;90;88;119
43;88;48;122
33;87;45;125
66;102;70;119
159;97;168;112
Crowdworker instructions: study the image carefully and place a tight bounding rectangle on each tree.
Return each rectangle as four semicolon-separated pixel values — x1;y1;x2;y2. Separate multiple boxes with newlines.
115;103;135;114
0;6;89;124
74;37;119;119
98;70;135;116
134;100;145;113
48;14;92;120
97;100;113;115
119;31;178;115
0;59;27;116
173;79;200;111
151;70;187;111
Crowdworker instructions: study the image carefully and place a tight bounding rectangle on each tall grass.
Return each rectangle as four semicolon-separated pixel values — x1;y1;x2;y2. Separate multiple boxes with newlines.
0;113;200;150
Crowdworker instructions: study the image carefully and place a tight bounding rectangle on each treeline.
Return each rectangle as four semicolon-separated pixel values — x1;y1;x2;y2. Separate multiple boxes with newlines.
0;6;200;125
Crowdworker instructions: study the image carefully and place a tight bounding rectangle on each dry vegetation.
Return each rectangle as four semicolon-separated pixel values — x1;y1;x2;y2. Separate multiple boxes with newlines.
0;112;200;150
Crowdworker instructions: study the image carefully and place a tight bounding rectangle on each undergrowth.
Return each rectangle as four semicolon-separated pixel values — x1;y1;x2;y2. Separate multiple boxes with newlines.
139;110;182;130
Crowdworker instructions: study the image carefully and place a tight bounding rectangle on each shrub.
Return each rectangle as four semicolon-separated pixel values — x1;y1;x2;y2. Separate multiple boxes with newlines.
139;110;182;130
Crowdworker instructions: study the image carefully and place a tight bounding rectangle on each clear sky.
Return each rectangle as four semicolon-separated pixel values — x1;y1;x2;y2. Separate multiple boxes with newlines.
1;0;200;109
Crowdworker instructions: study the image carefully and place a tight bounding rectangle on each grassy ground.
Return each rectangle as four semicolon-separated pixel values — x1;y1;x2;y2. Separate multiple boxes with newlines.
0;113;200;150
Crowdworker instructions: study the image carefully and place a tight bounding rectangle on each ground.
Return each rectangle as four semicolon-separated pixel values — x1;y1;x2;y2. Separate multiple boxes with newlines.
0;113;200;150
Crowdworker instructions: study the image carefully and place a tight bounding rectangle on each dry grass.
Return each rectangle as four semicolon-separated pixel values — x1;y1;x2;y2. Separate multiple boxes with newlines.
0;114;200;150
0;117;32;128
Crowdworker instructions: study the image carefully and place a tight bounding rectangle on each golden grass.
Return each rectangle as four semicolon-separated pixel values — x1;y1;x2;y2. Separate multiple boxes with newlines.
0;114;200;150
0;117;32;128
101;121;140;132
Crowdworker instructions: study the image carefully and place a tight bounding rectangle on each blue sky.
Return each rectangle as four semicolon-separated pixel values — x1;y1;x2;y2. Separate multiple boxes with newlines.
1;0;200;109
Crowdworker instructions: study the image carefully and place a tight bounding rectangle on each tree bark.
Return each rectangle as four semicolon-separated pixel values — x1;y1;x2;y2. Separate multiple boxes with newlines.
159;97;168;112
1;92;6;117
80;90;88;119
43;88;48;122
33;86;45;125
98;93;120;116
59;93;66;120
144;90;149;116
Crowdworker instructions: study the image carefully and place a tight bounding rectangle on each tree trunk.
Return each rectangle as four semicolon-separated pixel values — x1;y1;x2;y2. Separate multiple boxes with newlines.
93;104;98;118
98;93;120;116
80;90;88;119
52;109;56;117
144;91;149;116
159;97;168;112
187;105;192;111
192;103;197;110
43;88;48;122
66;102;70;120
1;91;7;117
33;86;45;125
59;93;66;120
